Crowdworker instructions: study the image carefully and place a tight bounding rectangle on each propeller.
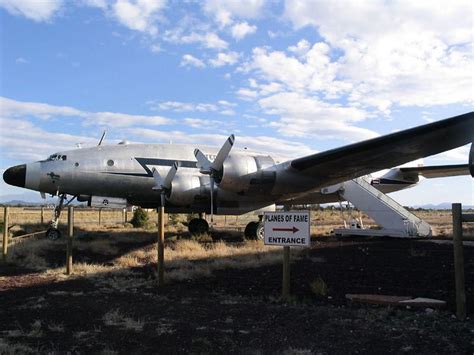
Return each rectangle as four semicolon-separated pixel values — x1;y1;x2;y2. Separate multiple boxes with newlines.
152;162;178;207
194;134;235;223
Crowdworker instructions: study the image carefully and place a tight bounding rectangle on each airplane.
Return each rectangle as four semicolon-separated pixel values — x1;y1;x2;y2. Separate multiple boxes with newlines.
3;112;474;239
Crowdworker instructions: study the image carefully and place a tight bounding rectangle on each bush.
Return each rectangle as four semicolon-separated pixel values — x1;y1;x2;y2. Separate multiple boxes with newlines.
310;277;328;298
130;207;149;228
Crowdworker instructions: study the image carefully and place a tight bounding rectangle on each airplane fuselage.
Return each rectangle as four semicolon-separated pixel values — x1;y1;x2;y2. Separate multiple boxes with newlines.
5;143;419;215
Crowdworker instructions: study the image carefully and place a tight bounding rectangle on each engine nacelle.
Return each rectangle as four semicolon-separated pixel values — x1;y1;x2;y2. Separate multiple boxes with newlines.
88;196;128;208
167;174;204;206
218;154;276;194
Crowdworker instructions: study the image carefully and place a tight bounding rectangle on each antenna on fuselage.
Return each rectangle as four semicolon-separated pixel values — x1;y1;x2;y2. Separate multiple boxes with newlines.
98;130;107;146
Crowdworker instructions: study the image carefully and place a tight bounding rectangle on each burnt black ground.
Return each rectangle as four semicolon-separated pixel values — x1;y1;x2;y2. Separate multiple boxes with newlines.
1;236;473;354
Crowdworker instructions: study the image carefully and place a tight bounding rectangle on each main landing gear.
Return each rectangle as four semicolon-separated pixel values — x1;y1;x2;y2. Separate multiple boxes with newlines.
188;218;209;235
187;214;264;241
46;193;76;240
244;220;264;240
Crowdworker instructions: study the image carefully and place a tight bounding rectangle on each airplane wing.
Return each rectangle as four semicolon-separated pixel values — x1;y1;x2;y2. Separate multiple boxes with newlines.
400;164;470;178
288;112;474;187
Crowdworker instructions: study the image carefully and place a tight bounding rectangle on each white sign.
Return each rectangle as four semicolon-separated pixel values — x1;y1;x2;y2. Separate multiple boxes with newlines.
263;211;310;247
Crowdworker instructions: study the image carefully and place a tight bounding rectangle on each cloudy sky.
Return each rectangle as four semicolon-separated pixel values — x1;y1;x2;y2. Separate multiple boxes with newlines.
0;0;472;205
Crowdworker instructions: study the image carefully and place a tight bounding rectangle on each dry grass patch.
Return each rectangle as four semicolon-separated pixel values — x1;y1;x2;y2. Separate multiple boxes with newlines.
0;339;35;354
8;238;61;270
161;240;299;281
75;238;119;255
103;309;144;332
27;320;43;338
48;323;65;332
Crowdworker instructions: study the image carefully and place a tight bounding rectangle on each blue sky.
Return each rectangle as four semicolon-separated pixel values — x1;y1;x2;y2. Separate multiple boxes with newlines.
0;0;472;205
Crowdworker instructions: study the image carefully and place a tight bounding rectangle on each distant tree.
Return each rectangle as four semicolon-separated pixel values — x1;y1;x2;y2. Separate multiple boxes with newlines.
130;207;149;228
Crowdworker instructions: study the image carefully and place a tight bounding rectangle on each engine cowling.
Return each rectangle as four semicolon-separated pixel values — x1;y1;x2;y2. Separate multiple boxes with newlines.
218;154;276;194
167;174;204;206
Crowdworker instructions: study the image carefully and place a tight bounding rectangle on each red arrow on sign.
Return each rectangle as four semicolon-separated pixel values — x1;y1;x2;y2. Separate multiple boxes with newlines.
272;226;299;234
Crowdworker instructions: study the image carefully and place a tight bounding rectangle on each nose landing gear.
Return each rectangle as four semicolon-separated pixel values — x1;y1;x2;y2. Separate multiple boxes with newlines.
46;193;76;240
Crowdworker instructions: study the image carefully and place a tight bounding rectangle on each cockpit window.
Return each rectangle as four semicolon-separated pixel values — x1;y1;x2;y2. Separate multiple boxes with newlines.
46;154;67;161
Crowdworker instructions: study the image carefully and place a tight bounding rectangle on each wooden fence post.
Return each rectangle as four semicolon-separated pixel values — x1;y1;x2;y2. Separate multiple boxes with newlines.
66;206;74;275
157;207;165;286
282;246;290;300
2;207;9;262
452;203;466;321
41;207;45;224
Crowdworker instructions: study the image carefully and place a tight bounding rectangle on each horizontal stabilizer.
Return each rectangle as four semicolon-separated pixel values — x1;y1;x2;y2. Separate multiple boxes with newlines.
400;164;470;178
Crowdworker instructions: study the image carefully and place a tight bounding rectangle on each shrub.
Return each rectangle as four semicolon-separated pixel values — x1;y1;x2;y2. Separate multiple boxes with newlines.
130;207;149;228
168;213;180;226
310;277;328;297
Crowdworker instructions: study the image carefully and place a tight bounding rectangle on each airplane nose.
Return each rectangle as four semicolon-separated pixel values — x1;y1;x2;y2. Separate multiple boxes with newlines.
3;164;26;188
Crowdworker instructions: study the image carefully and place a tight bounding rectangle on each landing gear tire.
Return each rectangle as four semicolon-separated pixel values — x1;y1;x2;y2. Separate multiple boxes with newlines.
245;221;264;240
46;227;61;240
188;218;209;235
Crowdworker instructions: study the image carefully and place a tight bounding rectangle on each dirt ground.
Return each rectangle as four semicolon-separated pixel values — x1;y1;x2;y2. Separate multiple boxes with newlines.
1;210;473;353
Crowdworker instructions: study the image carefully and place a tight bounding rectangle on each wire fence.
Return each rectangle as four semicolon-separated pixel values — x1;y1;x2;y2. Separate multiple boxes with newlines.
2;206;473;238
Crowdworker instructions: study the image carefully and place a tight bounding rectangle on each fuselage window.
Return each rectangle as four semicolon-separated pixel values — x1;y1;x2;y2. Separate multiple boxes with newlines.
107;159;115;167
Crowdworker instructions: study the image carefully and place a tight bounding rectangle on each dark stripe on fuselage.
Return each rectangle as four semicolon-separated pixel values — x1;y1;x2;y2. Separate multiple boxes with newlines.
373;178;414;185
102;157;198;178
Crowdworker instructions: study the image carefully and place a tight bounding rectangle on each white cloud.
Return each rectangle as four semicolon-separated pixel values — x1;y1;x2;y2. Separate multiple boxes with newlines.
80;0;107;9
125;128;313;159
0;117;97;161
0;97;81;119
259;92;377;142
179;32;228;50
150;44;162;53
429;145;472;163
204;0;265;26
231;21;257;40
183;118;224;130
180;54;206;68
245;44;349;97
148;100;237;115
15;57;29;64
111;0;166;36
284;0;473;111
209;51;240;67
236;88;258;100
288;39;311;57
0;97;171;127
0;0;62;22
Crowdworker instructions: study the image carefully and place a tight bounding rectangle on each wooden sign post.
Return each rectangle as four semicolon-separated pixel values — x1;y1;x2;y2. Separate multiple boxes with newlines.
264;211;310;300
452;203;466;321
66;206;74;275
2;207;9;262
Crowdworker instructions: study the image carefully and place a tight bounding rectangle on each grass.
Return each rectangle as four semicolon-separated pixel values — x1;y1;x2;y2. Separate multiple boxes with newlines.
4;208;472;292
103;309;144;331
5;224;299;294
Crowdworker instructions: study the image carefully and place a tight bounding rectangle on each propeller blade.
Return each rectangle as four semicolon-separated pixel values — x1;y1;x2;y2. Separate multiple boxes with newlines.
163;162;178;190
194;149;212;173
152;168;164;190
211;134;235;172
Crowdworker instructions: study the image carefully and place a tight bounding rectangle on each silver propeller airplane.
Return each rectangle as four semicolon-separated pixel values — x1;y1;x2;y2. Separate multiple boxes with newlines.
3;112;474;238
